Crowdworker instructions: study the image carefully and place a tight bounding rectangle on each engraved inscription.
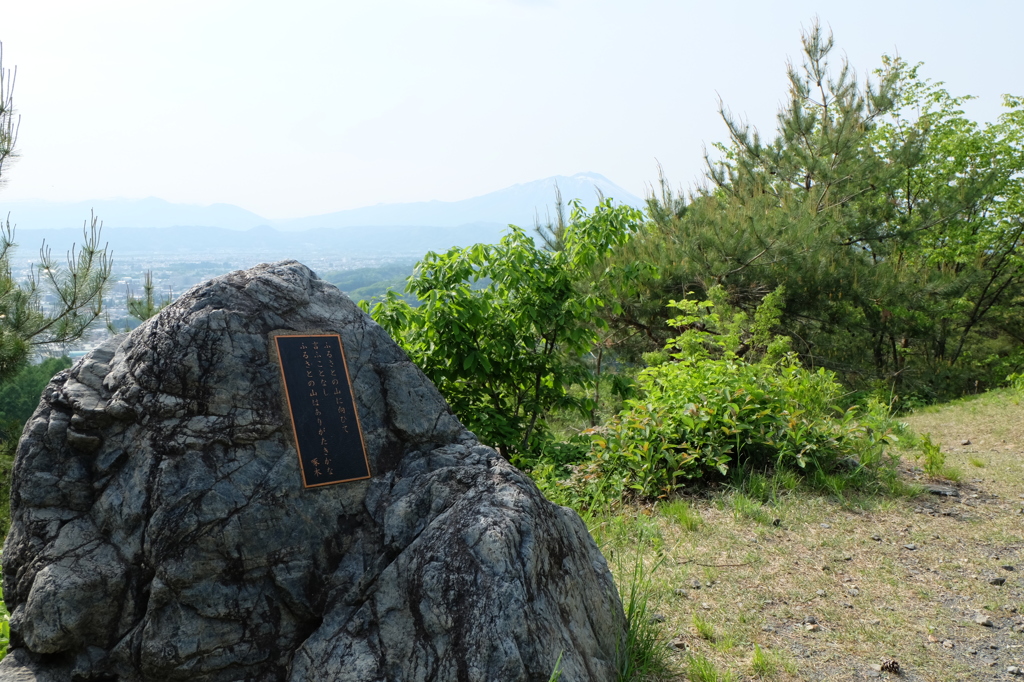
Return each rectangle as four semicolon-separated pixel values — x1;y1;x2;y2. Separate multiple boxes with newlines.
274;333;371;487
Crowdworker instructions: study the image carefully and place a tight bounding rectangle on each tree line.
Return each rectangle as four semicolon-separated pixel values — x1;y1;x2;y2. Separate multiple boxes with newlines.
369;22;1024;467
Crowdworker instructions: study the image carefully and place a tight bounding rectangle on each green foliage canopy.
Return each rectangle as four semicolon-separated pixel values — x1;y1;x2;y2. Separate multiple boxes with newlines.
0;356;72;426
0;356;72;538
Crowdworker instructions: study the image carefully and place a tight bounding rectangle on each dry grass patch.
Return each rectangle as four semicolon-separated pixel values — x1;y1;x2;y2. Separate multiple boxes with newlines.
593;390;1024;680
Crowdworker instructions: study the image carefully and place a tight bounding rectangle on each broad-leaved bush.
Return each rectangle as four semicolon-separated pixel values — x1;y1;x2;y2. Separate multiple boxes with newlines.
366;199;647;458
536;289;902;510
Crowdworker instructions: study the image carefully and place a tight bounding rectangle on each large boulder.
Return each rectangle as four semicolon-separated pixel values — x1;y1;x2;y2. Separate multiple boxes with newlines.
0;261;624;682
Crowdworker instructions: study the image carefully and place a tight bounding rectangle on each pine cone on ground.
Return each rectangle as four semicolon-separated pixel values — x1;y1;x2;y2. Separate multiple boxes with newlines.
880;658;901;674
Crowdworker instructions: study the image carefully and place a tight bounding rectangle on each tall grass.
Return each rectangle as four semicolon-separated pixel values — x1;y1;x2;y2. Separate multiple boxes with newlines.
0;580;9;661
660;499;702;531
686;653;736;682
750;644;776;678
692;612;717;642
615;536;671;681
546;652;563;681
728;493;773;525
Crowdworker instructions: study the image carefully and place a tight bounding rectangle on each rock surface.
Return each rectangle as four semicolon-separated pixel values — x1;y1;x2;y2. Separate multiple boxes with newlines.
0;261;624;682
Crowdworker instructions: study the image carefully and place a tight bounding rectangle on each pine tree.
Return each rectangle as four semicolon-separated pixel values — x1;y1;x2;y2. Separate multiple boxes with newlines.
0;42;113;384
602;21;1024;399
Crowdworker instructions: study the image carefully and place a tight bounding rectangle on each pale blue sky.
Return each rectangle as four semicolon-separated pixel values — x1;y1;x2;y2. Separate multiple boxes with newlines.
2;0;1021;218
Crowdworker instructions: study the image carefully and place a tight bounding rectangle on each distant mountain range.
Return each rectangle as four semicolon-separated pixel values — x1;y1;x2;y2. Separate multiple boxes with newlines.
6;224;522;260
274;172;645;231
0;198;268;232
1;172;645;232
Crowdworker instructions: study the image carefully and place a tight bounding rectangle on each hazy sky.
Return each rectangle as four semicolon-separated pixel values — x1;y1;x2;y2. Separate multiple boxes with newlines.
2;1;1022;219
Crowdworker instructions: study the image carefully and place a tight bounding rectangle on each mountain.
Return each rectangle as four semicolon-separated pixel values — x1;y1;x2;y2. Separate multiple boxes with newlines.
0;197;266;230
0;173;645;232
272;172;645;231
16;223;512;259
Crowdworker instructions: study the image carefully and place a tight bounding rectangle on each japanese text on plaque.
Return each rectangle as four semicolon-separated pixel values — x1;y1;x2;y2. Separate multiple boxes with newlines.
274;333;370;487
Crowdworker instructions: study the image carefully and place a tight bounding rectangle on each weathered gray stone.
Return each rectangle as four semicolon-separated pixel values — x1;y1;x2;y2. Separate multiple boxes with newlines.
0;261;624;682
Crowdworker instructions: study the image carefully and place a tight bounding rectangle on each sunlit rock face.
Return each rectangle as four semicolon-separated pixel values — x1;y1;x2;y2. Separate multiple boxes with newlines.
0;260;624;682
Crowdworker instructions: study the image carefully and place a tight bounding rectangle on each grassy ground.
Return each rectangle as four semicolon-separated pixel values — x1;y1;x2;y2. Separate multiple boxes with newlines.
597;388;1024;681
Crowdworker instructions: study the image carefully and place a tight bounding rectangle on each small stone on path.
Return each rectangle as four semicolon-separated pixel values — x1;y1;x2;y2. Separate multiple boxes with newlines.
975;614;995;627
903;543;918;550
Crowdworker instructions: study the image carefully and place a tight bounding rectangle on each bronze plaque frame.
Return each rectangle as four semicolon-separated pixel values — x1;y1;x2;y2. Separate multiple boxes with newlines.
272;332;371;487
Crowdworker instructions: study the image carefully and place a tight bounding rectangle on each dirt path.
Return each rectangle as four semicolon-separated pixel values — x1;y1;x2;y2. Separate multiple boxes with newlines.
602;389;1024;681
883;390;1024;680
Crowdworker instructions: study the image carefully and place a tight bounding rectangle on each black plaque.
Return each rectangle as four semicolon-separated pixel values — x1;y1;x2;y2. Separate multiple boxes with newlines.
274;333;371;487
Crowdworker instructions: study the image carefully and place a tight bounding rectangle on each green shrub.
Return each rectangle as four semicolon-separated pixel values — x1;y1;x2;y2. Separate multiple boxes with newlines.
0;431;14;537
917;433;945;477
540;292;901;508
0;356;72;424
0;356;73;536
367;200;646;459
1009;372;1024;400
